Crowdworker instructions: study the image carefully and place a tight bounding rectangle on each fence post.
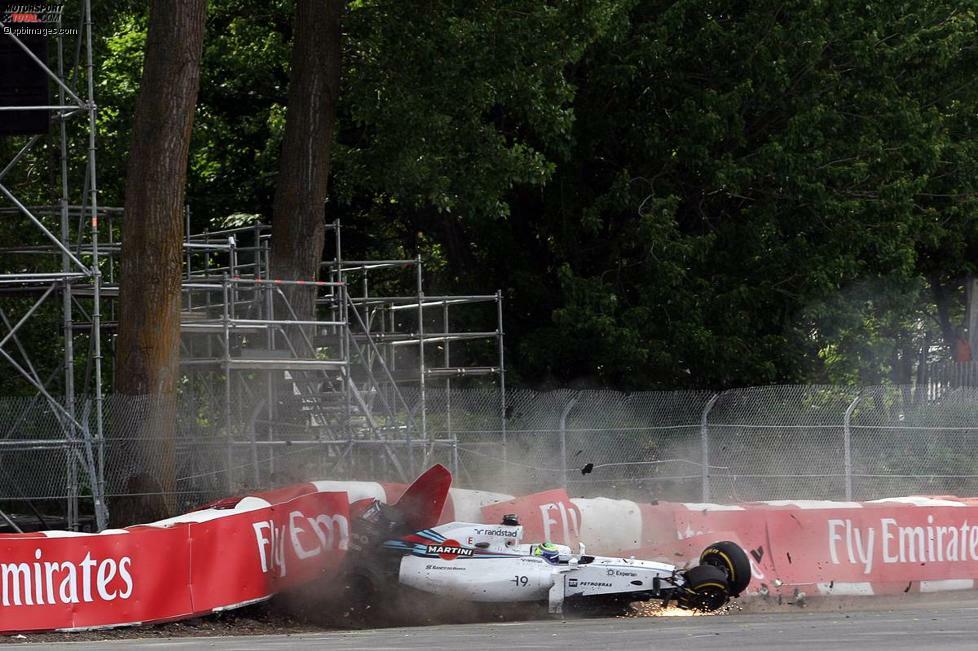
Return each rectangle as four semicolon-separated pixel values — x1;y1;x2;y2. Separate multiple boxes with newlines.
222;273;233;492
700;393;720;502
843;392;862;501
559;393;579;488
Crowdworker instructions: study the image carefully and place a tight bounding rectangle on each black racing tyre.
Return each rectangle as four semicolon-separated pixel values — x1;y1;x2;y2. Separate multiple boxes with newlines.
699;541;751;597
678;564;730;612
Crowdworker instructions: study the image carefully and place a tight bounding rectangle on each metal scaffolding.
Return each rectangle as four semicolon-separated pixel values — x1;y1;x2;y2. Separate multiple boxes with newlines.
175;219;506;487
0;2;506;531
4;210;507;528
0;0;106;531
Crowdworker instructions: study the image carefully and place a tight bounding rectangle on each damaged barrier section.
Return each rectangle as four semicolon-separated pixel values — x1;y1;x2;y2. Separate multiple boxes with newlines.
255;479;978;597
7;477;978;633
0;491;349;632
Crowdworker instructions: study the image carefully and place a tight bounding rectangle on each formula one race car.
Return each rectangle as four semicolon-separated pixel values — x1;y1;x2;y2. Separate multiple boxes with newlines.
336;465;750;620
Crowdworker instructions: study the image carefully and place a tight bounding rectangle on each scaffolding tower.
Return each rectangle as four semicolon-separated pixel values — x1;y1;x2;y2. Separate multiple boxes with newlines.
172;219;506;489
0;0;107;531
0;6;505;531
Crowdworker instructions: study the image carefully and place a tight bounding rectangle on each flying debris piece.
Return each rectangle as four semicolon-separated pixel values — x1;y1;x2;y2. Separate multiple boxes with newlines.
793;589;806;607
581;463;594;475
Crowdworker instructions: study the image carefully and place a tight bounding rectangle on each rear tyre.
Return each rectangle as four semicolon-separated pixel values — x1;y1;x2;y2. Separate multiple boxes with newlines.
699;541;751;597
678;564;730;612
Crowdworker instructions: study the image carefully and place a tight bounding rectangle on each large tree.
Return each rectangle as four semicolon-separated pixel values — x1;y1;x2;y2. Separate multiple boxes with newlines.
90;0;978;392
114;0;208;522
269;0;344;322
503;0;978;388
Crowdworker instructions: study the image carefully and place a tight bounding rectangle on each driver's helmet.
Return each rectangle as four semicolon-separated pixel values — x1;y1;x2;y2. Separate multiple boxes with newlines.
533;541;560;562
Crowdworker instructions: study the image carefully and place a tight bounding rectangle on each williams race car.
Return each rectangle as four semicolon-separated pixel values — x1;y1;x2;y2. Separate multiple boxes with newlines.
337;465;750;619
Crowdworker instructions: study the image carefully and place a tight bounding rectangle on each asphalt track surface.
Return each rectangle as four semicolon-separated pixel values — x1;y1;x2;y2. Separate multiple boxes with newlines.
15;601;978;651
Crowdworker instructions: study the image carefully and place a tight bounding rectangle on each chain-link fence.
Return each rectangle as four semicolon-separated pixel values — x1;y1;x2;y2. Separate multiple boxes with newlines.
3;384;978;531
436;385;978;503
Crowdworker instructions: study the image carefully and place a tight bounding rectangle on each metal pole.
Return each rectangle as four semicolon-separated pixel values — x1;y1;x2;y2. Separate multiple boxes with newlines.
228;236;238;313
414;255;424;476
337;222;355;472
443;300;452;473
57;20;78;531
0;509;23;534
496;290;507;469
700;393;719;502
84;0;107;531
0;184;90;270
843;392;862;501
222;274;233;492
265;272;275;480
559;393;579;488
343;281;353;466
185;206;192;313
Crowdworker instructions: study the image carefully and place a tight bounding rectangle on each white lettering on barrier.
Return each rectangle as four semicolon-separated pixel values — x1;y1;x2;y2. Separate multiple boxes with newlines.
253;521;271;572
538;502;580;544
828;515;978;575
253;511;350;578
309;513;349;552
289;511;319;560
0;549;133;607
827;518;874;573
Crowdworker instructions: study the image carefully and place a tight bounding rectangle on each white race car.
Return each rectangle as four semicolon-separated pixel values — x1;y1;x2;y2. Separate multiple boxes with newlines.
337;466;750;619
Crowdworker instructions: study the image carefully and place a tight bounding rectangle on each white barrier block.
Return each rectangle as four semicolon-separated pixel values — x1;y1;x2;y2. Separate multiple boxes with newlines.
148;496;273;526
759;500;862;509
449;488;513;521
867;496;966;507
311;480;387;503
680;503;745;511
571;497;643;551
816;582;874;596
920;579;975;592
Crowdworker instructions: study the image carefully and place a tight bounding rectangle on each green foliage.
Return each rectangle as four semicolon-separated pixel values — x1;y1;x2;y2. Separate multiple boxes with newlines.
506;0;978;387
334;0;625;219
6;0;978;392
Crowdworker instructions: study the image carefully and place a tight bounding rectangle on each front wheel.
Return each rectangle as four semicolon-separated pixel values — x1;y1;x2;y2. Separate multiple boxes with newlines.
699;541;751;597
678;564;730;612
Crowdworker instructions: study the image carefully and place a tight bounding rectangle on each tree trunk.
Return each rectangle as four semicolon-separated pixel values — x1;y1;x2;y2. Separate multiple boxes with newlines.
269;0;344;327
114;0;207;524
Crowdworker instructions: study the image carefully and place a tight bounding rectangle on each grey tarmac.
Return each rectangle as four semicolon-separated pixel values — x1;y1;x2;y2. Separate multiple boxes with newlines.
11;603;978;651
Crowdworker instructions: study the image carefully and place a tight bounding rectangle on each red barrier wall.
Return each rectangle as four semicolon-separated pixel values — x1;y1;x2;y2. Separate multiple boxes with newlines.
13;476;978;633
480;491;978;596
0;492;349;632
